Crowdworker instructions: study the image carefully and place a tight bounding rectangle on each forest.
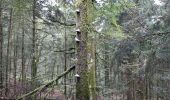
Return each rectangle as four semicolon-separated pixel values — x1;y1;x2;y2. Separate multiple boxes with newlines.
0;0;170;100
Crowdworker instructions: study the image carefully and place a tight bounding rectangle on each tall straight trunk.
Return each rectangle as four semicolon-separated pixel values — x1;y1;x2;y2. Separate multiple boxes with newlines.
0;0;3;91
31;0;37;87
13;29;18;94
104;42;109;88
89;39;97;100
75;0;92;99
51;59;56;80
5;8;13;95
125;66;132;100
64;25;67;96
9;10;14;80
21;18;26;83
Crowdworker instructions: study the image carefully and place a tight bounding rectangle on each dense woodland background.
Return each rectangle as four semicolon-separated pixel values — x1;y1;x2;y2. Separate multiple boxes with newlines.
0;0;170;100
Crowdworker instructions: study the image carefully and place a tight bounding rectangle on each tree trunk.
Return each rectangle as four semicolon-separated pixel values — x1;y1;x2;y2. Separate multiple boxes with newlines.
126;70;132;100
75;0;92;99
104;41;109;88
21;18;26;83
5;8;13;95
89;38;97;100
13;28;18;95
64;24;67;96
0;0;3;92
31;0;37;88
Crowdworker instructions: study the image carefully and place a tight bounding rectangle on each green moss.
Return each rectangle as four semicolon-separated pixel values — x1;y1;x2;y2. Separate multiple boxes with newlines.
75;0;93;100
88;66;97;100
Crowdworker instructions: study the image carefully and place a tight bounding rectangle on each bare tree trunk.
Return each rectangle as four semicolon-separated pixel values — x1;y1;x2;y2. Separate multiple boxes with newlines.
126;70;132;100
104;42;109;88
9;10;14;81
64;23;67;97
5;8;13;95
13;28;18;95
31;0;37;88
51;59;56;80
0;1;3;93
21;18;26;83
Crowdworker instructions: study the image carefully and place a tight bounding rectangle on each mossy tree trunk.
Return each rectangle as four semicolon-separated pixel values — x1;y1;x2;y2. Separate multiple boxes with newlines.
75;0;92;100
88;38;97;100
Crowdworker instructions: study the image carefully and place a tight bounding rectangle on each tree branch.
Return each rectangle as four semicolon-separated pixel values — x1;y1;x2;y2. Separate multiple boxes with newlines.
17;66;75;100
143;31;170;38
37;16;76;26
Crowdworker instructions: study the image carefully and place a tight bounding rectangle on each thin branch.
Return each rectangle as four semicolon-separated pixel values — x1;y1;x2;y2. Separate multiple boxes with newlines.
54;47;75;52
144;31;170;37
37;16;76;26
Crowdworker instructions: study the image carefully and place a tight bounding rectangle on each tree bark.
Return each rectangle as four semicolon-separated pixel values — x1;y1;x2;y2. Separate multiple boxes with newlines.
13;30;18;94
0;0;3;91
64;23;67;96
89;38;97;100
104;41;110;88
31;0;37;88
75;0;92;100
5;8;13;95
21;18;26;83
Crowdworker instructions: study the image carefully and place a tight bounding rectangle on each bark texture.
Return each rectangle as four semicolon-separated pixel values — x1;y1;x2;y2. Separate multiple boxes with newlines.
75;0;92;99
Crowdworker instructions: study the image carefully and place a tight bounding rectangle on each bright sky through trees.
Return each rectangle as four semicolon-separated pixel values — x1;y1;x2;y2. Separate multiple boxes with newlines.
154;0;165;5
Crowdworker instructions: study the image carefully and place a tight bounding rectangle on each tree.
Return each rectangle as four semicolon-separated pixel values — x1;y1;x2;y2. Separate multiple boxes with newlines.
13;28;18;94
21;18;26;83
0;0;3;93
31;0;37;88
5;8;13;95
75;0;93;99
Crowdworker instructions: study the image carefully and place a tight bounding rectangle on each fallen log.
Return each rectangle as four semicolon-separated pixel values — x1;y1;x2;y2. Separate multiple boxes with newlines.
17;66;75;100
